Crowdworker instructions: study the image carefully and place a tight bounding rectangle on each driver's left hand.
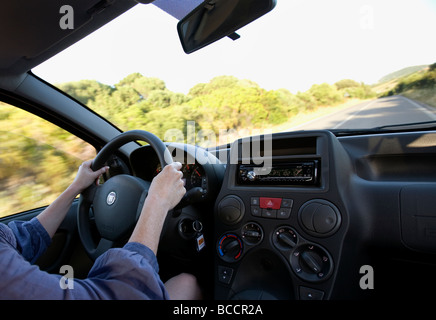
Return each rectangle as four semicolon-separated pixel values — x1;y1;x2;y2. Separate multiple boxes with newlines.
71;160;109;194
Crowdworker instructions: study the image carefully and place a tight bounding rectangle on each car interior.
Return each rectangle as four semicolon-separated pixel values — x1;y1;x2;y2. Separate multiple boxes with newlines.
1;0;435;301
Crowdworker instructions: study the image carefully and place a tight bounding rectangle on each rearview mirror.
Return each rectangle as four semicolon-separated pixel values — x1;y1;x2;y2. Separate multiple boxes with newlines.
177;0;276;54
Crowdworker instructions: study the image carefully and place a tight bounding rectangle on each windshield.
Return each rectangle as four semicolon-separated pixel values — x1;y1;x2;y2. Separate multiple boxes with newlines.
33;0;436;148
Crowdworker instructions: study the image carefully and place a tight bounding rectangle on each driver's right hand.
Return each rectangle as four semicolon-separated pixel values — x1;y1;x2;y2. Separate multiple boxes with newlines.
146;161;186;212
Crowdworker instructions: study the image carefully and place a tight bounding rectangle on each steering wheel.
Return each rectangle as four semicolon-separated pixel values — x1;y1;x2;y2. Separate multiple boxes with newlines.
77;130;172;260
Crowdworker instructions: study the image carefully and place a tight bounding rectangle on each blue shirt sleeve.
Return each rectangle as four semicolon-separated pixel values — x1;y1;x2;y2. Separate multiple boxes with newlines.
81;242;170;300
7;217;51;263
0;221;170;300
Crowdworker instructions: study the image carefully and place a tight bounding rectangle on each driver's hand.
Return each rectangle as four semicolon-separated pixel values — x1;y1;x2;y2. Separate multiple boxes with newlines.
147;162;186;212
130;162;186;253
71;160;109;194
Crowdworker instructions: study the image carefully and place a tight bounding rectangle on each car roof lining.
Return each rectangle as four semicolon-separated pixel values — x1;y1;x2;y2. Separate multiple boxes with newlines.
0;0;206;79
0;0;207;77
0;0;138;76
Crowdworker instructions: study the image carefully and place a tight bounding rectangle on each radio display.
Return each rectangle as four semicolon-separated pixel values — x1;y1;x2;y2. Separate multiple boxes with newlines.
269;165;306;177
237;160;319;186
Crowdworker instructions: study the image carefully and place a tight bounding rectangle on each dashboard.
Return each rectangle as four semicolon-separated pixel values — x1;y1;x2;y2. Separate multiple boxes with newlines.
212;131;345;300
210;129;436;300
127;130;436;300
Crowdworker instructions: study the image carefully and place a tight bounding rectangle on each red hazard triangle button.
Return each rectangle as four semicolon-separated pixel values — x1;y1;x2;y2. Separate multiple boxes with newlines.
259;197;282;210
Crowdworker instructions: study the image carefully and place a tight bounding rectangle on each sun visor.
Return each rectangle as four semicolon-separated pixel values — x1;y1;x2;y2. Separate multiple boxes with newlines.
152;0;203;20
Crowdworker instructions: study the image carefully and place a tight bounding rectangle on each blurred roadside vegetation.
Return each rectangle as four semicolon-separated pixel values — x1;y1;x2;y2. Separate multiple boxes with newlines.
0;103;95;217
57;73;376;142
378;62;436;108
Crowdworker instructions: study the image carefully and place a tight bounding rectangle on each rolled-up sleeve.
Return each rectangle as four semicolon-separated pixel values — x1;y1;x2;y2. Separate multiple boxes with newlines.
7;217;51;263
82;242;170;300
0;221;169;300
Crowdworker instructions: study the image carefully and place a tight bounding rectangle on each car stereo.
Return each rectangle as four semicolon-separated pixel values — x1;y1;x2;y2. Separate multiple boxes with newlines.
237;160;319;185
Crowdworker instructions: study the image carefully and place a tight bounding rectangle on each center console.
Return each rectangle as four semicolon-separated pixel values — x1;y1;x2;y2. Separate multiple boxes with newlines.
213;130;350;300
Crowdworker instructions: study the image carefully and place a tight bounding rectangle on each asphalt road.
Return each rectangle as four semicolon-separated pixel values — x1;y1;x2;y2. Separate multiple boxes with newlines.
291;95;436;131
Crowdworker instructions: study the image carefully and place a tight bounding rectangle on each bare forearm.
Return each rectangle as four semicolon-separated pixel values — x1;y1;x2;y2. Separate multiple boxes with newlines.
128;162;185;255
36;160;108;239
128;195;169;255
36;184;81;238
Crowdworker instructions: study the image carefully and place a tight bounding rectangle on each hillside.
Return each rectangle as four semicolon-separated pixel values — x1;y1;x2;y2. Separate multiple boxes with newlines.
378;65;428;84
378;62;436;108
372;64;430;96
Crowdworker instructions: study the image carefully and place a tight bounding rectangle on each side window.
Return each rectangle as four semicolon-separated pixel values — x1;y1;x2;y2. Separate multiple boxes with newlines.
0;101;96;218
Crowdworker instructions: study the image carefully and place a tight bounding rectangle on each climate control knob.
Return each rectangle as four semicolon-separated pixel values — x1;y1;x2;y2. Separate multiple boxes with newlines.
242;222;263;245
290;243;333;282
217;233;243;263
273;226;298;250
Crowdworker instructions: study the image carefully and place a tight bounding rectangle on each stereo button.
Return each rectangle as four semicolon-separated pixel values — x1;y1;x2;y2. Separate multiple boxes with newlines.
247;170;256;181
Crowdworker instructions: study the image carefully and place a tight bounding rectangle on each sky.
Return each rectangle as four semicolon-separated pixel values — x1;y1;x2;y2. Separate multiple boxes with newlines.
33;0;436;94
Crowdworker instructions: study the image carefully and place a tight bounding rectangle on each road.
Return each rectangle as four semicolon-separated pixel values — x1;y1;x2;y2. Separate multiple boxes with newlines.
291;95;436;131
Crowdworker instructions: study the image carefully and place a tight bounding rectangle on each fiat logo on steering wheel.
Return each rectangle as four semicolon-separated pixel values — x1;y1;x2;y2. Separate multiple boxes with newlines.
106;191;117;206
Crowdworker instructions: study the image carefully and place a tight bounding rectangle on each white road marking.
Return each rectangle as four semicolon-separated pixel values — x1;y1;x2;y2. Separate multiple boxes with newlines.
398;95;436;120
290;100;375;130
289;95;436;131
332;99;378;129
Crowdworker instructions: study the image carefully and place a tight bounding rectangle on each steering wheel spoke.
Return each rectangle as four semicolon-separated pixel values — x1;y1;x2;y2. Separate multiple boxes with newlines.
92;238;115;258
81;183;99;204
